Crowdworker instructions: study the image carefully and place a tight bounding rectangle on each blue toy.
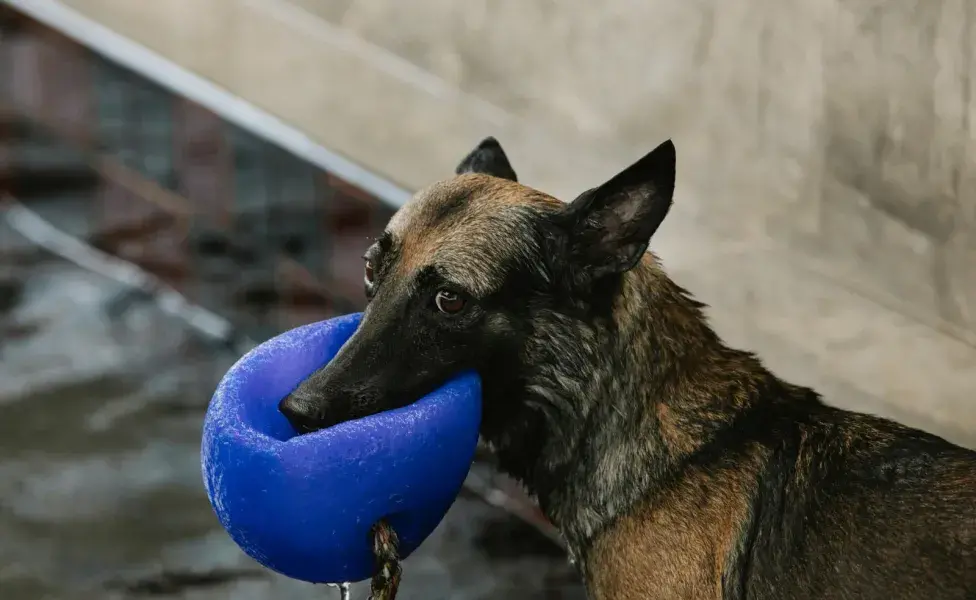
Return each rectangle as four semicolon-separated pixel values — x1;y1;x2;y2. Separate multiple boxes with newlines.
201;312;482;584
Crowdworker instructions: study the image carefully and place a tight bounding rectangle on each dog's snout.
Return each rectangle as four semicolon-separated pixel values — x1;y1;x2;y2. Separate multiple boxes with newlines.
279;392;327;434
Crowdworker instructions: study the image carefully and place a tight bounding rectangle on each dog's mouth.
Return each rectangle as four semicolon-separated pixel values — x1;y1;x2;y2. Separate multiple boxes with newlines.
279;385;426;436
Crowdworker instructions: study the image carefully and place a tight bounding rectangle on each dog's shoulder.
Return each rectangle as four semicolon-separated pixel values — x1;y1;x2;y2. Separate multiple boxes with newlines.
582;438;770;600
745;407;976;597
583;389;976;600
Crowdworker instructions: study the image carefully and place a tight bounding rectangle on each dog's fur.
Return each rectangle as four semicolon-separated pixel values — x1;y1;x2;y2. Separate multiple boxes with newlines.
280;137;976;599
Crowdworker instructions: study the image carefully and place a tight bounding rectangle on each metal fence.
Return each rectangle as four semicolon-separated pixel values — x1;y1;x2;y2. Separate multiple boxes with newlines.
0;4;394;345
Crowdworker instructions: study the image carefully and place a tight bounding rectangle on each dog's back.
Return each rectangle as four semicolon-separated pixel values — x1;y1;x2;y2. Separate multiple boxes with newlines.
586;391;976;600
751;409;976;599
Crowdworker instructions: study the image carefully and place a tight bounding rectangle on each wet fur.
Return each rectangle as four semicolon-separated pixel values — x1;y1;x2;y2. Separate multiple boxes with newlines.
281;137;976;599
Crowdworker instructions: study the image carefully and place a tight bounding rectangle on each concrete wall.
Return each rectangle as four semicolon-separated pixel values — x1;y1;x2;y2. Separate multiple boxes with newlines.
306;0;976;344
42;0;976;343
14;0;976;443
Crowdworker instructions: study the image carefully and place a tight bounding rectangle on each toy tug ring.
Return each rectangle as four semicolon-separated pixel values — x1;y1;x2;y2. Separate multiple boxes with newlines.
201;313;482;598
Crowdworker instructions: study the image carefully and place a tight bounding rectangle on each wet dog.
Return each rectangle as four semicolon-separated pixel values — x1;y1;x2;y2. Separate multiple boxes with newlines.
280;137;976;599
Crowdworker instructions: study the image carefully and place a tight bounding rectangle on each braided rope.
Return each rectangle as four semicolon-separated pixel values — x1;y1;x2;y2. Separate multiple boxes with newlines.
369;520;402;600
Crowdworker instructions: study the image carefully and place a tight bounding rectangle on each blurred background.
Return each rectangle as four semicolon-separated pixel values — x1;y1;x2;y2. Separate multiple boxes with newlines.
0;0;973;598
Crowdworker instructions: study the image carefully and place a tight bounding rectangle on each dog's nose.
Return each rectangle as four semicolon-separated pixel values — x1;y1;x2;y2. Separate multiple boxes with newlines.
279;393;326;434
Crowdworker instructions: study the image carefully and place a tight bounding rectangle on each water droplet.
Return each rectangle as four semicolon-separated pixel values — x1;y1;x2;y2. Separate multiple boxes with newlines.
326;582;351;600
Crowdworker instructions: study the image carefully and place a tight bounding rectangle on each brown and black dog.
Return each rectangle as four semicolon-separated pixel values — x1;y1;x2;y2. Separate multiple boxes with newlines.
280;137;976;599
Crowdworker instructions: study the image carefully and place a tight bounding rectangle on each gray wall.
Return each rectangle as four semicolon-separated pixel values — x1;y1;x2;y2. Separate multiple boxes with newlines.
309;0;976;342
28;0;976;441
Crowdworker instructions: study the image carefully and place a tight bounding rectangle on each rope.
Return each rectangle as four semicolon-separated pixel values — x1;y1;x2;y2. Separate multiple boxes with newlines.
369;520;402;600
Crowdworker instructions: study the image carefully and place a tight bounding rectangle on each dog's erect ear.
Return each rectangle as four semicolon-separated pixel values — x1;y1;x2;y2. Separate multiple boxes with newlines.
557;139;675;281
455;137;518;182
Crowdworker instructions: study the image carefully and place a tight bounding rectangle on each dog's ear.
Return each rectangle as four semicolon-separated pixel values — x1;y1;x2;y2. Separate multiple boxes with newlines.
455;137;518;182
556;139;675;281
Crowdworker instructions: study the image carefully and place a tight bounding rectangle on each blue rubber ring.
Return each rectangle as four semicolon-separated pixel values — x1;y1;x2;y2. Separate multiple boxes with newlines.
201;312;482;583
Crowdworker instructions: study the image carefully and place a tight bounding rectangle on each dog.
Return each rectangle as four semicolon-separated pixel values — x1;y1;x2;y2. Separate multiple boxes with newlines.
280;137;976;599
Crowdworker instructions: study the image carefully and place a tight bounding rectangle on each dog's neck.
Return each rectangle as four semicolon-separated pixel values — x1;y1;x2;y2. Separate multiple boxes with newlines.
483;254;786;562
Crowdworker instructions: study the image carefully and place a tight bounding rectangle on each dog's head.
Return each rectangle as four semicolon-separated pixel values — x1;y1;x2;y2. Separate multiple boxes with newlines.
279;137;676;449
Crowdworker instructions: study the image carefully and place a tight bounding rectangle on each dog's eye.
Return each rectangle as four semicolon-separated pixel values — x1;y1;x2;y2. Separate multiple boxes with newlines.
364;260;375;285
434;290;466;314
